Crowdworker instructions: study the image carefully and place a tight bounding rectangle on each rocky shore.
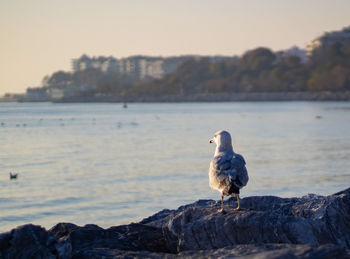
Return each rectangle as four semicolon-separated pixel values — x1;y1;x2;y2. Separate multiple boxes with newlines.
1;187;350;258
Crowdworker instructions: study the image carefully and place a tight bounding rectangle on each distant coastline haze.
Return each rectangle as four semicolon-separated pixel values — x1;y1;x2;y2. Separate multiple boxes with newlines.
1;0;350;96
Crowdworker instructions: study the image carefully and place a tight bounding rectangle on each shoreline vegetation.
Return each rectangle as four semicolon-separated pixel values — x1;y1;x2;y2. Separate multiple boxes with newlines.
1;187;349;258
3;26;350;103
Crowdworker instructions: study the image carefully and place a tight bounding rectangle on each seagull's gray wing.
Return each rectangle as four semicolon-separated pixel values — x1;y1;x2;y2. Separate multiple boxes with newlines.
231;154;249;187
210;153;248;187
210;153;237;183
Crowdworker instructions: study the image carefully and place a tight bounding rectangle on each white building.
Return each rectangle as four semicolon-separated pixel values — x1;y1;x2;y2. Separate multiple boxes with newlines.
284;46;307;63
71;55;203;80
139;59;164;79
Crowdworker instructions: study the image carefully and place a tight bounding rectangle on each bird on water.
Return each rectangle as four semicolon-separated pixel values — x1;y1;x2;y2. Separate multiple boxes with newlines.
209;130;249;213
9;172;18;180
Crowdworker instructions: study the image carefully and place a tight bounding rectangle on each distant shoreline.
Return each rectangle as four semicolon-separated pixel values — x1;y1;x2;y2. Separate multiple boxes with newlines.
49;91;350;102
2;91;350;103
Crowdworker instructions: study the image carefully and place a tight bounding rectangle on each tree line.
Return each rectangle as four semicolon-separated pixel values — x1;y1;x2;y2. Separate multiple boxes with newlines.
38;41;350;98
95;43;350;97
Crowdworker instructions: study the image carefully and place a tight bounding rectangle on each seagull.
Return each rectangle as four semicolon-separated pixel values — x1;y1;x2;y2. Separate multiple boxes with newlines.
209;130;249;213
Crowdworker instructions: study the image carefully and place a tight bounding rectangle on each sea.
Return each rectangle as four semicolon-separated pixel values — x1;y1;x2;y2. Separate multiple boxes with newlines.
0;101;349;233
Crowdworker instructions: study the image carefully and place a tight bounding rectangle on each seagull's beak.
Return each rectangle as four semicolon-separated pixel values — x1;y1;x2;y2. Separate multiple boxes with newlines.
209;139;214;144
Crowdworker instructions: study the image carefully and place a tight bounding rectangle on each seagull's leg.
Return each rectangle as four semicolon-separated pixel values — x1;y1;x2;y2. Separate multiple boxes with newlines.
232;194;241;211
218;192;226;213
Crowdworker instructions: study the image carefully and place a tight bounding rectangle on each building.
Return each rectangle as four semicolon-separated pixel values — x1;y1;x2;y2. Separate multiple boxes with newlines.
283;46;307;63
71;55;193;80
25;87;50;101
139;59;164;79
49;88;65;100
100;58;119;74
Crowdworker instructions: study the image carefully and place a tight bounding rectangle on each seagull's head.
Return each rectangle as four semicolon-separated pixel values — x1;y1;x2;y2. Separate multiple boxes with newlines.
209;130;233;152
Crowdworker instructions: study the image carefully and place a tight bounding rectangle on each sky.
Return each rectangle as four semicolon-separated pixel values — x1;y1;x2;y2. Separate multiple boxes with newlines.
0;0;349;96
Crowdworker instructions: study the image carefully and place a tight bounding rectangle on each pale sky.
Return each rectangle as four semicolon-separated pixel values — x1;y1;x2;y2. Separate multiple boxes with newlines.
1;0;349;96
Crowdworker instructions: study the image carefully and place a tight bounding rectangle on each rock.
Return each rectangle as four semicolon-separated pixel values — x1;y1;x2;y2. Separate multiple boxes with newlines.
140;199;215;228
0;187;350;258
50;222;170;255
0;224;57;259
159;188;350;252
177;244;349;259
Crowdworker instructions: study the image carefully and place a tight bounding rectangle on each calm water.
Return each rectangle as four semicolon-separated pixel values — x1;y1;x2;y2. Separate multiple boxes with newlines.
0;102;349;232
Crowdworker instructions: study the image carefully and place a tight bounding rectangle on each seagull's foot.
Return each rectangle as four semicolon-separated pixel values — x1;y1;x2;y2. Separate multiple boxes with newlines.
217;208;227;214
232;206;241;211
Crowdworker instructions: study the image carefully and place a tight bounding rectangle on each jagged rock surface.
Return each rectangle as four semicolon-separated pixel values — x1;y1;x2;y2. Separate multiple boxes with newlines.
0;188;349;258
156;189;350;253
0;224;57;259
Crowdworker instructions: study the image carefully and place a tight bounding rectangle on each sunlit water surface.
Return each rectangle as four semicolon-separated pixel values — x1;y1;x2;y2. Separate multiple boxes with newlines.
0;102;349;232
